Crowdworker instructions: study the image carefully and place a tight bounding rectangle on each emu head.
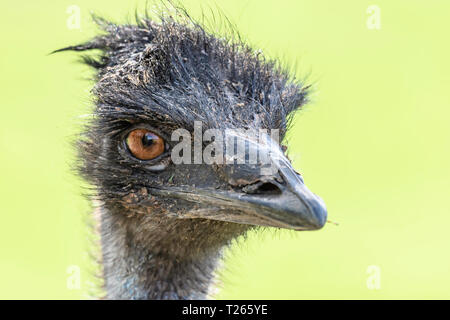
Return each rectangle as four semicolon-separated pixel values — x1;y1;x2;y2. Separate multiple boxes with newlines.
61;16;327;243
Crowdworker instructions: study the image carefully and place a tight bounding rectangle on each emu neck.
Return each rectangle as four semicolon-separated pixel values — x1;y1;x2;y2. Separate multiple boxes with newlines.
99;205;250;300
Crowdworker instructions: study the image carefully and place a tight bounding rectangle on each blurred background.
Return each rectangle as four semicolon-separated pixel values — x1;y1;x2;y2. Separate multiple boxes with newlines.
1;0;449;299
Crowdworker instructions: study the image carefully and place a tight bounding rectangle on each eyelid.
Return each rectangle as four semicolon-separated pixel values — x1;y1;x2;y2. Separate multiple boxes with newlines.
123;123;171;143
145;162;168;171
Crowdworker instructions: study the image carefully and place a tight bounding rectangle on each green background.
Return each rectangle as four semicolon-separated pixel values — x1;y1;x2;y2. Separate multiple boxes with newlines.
1;0;449;299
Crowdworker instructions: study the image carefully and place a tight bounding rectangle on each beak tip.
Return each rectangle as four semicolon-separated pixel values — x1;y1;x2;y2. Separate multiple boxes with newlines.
313;212;327;230
308;196;328;230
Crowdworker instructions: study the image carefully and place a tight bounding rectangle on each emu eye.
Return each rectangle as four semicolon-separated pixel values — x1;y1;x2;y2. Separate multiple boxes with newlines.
126;129;165;160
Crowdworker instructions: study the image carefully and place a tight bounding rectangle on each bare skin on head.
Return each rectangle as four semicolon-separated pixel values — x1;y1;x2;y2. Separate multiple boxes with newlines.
57;8;327;300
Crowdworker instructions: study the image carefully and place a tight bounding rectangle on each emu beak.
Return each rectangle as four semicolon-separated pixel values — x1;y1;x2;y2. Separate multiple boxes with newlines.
277;165;328;230
217;161;327;231
210;131;328;231
149;153;327;231
250;171;326;230
148;131;326;231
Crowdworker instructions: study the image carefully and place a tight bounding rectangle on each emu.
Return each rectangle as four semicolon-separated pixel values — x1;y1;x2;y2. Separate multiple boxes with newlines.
57;10;327;300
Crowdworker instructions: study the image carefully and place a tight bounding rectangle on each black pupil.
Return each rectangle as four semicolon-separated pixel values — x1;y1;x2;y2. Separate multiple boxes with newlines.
142;133;156;147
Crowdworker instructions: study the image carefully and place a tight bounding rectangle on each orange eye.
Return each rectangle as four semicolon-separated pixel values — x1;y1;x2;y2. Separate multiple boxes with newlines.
126;129;165;160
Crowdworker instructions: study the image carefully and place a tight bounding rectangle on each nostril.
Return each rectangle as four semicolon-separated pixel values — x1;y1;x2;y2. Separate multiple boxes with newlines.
258;182;282;194
242;181;282;195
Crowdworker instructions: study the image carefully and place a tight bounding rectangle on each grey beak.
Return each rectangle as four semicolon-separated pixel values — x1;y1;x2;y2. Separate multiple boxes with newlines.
221;162;327;230
148;132;327;231
148;161;327;230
